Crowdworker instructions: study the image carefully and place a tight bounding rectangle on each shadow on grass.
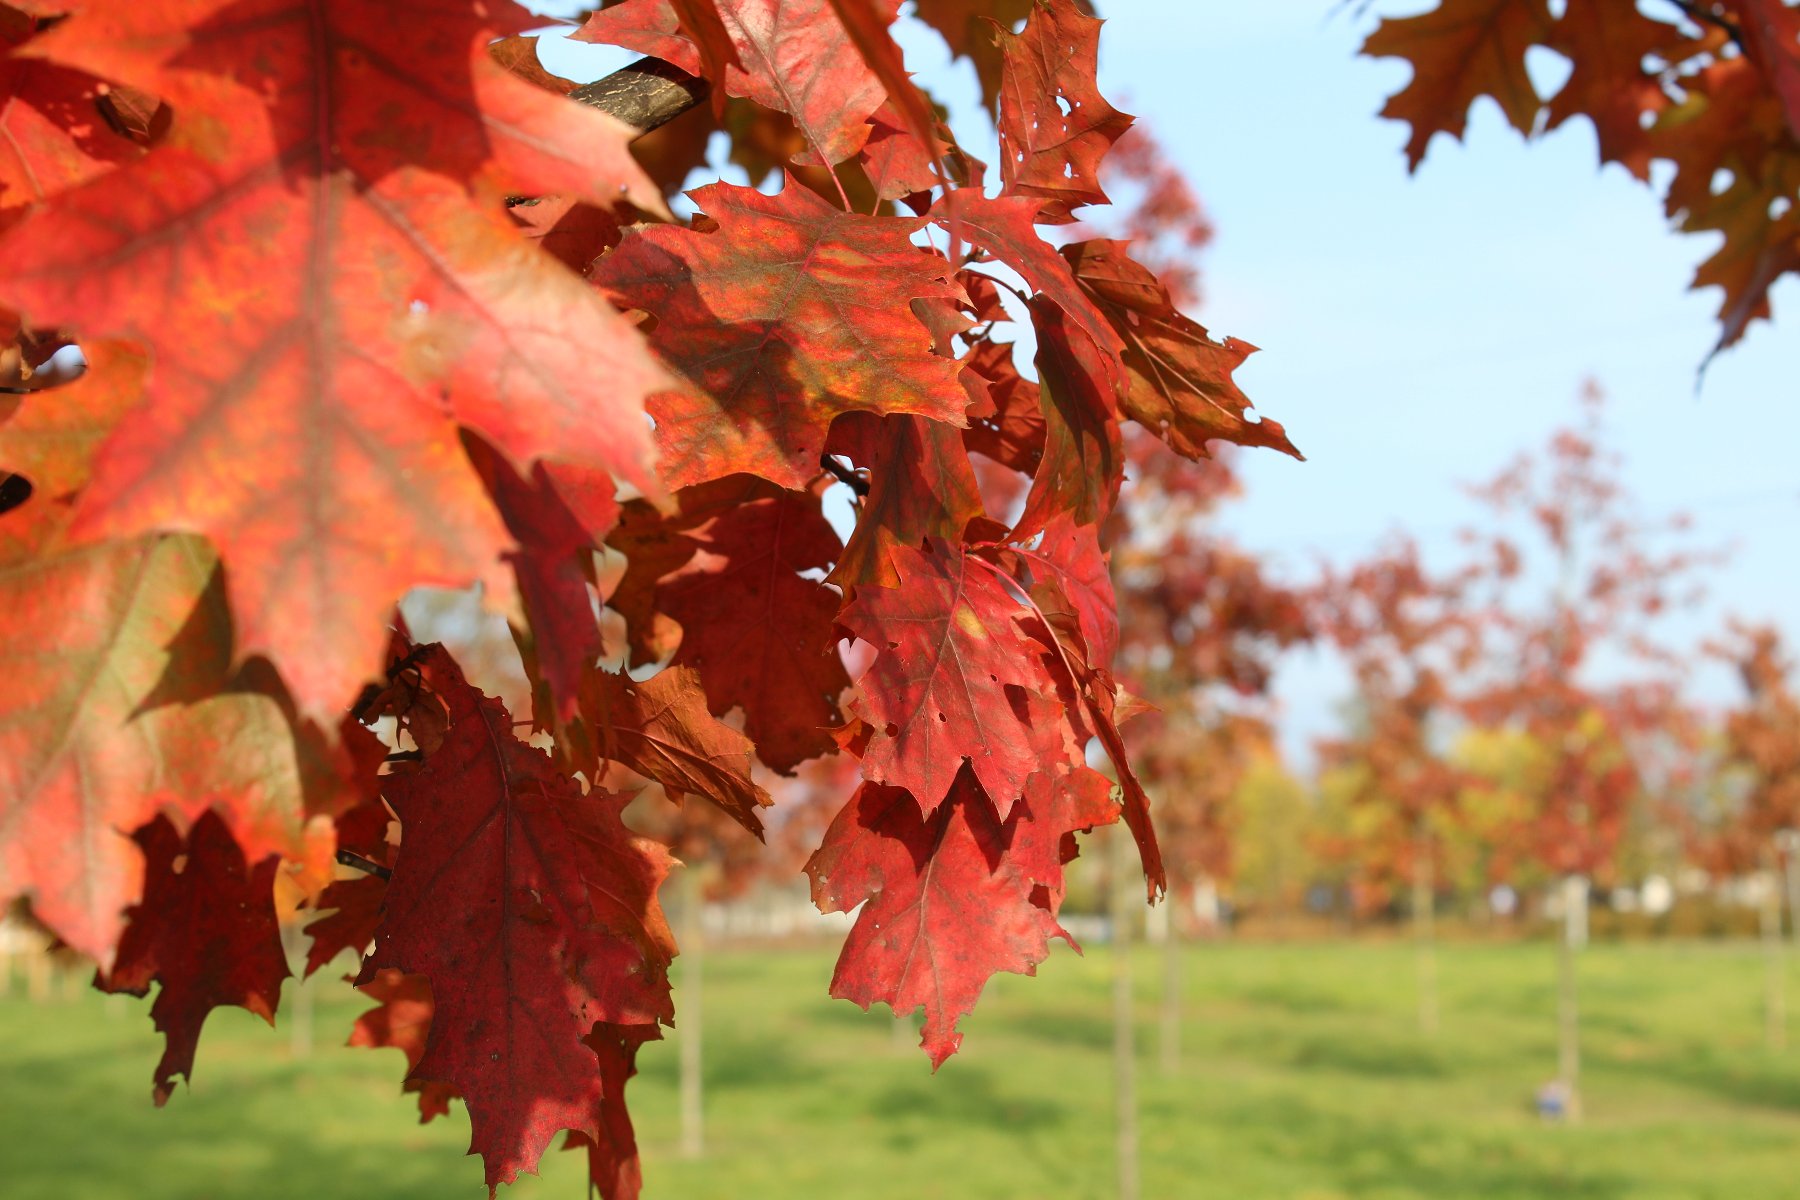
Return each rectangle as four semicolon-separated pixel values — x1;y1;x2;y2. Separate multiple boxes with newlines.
1283;1032;1449;1078
1609;1045;1800;1115
1182;1090;1633;1200
870;1062;1067;1148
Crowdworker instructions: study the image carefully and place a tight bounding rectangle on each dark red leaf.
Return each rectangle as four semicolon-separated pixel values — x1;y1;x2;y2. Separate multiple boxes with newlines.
98;810;289;1105
594;178;967;490
360;645;674;1189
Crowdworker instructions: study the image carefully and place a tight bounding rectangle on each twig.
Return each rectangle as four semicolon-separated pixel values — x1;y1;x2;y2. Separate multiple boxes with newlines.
819;453;870;498
335;850;393;881
569;56;709;137
1667;0;1747;54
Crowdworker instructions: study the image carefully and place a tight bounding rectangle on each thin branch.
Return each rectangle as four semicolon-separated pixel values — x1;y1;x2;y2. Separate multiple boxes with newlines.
335;850;393;881
569;56;709;137
1667;0;1747;55
819;453;870;498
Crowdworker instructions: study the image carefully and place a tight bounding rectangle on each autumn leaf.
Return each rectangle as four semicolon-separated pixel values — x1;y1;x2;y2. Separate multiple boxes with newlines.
1541;0;1676;179
963;340;1045;474
303;873;387;978
1015;295;1123;537
350;968;460;1123
605;476;778;668
1063;240;1299;462
1362;0;1553;169
361;645;673;1189
581;0;889;165
0;534;305;968
807;769;1100;1066
1681;157;1800;352
995;0;1133;223
465;435;618;727
829;411;985;591
567;1021;661;1200
840;538;1056;815
0;341;147;563
929;189;1126;372
0;0;678;723
826;0;948;190
652;483;851;772
98;810;289;1105
912;0;1034;115
1736;0;1800;143
593;178;968;490
1004;512;1118;670
579;665;774;836
0;6;141;213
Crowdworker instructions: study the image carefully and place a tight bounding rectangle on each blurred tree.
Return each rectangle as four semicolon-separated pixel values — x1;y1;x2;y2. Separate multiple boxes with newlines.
1709;623;1800;1050
1459;386;1711;1119
1314;537;1477;1034
1111;430;1311;1072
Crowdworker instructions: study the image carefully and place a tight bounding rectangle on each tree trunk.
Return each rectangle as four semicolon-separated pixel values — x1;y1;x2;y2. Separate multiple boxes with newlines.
1412;840;1438;1037
1783;832;1800;955
1111;830;1140;1200
1762;846;1786;1053
1557;874;1585;1122
678;863;704;1159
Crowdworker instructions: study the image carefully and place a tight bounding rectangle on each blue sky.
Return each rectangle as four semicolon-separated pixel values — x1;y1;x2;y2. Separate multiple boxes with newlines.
532;3;1798;756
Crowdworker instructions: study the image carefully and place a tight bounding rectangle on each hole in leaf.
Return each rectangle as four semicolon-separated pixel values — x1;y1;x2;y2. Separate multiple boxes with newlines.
0;473;31;515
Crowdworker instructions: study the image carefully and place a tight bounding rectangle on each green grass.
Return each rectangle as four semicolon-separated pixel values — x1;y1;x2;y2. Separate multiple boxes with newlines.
4;939;1799;1199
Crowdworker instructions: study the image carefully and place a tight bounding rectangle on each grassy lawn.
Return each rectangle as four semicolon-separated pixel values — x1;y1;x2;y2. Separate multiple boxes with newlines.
3;938;1799;1199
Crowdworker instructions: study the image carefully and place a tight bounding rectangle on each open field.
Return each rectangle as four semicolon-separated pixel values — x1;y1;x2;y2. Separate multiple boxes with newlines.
4;939;1800;1199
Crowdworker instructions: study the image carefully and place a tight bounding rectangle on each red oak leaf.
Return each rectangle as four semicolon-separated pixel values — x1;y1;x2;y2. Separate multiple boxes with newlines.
360;645;674;1189
577;665;774;836
302;873;387;977
605;476;778;668
929;189;1125;372
826;0;947;187
1005;512;1118;670
0;534;306;968
565;1021;661;1200
489;34;576;93
1736;0;1800;143
1012;590;1166;901
350;968;460;1123
98;810;289;1105
465;436;619;727
911;0;1033;114
1682;158;1800;352
0;0;677;724
1063;240;1299;462
655;483;851;772
995;0;1133;223
582;0;889;165
0;7;141;213
829;411;985;591
508;194;623;275
839;538;1056;814
858;101;943;202
807;770;1085;1066
963;339;1045;474
1541;0;1675;179
582;0;703;72
1015;296;1123;538
593;178;968;490
0;341;147;563
1362;0;1554;170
